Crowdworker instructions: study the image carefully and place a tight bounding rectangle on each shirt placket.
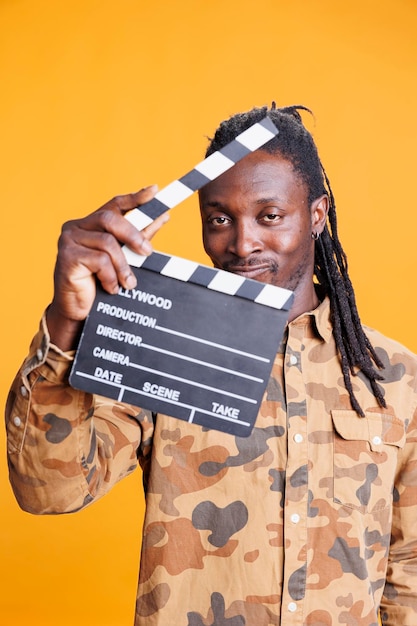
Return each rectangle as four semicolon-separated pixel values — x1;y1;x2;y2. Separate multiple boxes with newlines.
281;320;309;624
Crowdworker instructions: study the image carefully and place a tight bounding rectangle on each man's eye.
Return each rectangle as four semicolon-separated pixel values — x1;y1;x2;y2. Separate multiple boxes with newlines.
209;216;229;225
261;213;280;223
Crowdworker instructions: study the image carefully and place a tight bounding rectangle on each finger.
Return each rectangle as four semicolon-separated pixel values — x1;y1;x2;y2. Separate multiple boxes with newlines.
69;206;152;256
85;186;165;254
60;225;138;292
52;247;121;323
142;210;170;240
101;184;159;216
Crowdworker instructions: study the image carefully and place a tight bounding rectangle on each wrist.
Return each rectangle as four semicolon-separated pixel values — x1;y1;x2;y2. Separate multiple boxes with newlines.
46;303;84;351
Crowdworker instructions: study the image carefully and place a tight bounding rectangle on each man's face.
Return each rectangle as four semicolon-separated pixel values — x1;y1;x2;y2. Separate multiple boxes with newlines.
199;150;321;296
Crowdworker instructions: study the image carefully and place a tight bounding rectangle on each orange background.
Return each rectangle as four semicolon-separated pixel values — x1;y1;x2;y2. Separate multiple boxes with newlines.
1;1;416;624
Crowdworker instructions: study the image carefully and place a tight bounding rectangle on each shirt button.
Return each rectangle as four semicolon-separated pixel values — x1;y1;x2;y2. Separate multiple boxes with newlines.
289;354;298;366
372;436;382;445
290;513;300;524
13;416;22;427
288;602;297;612
20;385;28;397
293;433;303;443
36;348;43;361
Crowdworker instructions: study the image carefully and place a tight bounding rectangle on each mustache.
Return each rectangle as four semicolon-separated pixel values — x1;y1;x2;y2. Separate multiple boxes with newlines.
222;257;279;272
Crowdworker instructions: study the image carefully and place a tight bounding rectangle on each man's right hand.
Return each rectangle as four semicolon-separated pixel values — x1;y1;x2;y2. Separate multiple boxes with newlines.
46;185;169;351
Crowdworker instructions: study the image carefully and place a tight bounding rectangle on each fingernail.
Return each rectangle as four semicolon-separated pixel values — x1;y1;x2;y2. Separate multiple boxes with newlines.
142;240;152;255
125;273;137;289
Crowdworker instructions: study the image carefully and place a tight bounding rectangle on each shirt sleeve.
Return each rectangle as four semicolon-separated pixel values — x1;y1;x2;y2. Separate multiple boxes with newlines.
5;314;153;514
380;388;417;623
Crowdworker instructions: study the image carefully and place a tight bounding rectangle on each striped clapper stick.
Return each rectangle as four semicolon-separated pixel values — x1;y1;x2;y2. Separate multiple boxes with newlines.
124;116;278;231
70;117;294;437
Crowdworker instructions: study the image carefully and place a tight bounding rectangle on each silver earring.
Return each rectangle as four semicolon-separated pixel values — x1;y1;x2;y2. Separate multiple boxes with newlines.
311;231;319;241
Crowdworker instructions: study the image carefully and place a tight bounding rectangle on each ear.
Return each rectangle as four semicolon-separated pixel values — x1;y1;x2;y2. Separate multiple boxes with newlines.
310;194;329;235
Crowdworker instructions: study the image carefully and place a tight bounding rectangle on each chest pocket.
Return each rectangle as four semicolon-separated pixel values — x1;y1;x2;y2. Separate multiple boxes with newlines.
331;410;405;513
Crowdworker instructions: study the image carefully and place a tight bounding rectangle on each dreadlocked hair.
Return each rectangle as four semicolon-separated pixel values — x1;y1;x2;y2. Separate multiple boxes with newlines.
206;104;386;416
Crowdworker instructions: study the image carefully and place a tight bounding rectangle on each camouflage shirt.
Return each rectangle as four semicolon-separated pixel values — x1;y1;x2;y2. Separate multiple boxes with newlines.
6;297;417;626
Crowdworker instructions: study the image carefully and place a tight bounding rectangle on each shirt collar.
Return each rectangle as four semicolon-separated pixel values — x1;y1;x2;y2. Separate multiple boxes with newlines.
289;296;333;343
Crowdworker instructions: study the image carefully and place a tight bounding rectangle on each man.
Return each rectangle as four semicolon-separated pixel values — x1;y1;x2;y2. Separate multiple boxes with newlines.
6;105;417;625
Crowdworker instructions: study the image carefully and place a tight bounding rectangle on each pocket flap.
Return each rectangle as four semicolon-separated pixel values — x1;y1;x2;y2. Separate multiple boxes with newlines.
331;410;405;450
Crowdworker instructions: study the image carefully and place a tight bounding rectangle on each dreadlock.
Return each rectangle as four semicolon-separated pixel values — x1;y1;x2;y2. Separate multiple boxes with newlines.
206;104;386;416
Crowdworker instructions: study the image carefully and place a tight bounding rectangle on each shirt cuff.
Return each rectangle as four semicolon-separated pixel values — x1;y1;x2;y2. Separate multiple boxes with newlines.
7;312;79;454
23;311;76;384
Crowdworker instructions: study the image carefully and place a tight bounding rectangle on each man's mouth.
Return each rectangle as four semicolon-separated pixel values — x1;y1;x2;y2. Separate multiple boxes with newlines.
222;262;275;281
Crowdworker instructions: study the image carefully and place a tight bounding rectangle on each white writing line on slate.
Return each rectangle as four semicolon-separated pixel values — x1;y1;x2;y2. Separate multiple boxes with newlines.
139;342;264;382
128;361;257;402
154;324;270;363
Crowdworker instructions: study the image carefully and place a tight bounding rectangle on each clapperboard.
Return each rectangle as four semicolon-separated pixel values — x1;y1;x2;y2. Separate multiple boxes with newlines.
70;117;294;437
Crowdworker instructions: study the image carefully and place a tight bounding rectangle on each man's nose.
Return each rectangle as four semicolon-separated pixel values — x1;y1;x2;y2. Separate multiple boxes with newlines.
228;222;263;258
